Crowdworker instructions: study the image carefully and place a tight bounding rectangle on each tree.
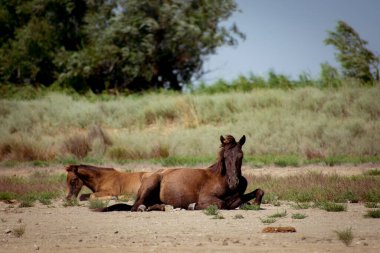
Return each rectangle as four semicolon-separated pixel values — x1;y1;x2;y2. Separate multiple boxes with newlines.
59;0;244;92
324;20;379;83
0;0;87;86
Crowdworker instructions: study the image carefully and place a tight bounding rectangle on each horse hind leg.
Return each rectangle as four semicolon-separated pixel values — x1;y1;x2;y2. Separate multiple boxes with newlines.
131;174;162;212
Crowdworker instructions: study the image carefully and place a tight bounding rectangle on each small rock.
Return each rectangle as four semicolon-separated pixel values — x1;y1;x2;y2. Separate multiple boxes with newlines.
114;231;119;234
5;229;11;234
34;244;40;250
164;205;174;212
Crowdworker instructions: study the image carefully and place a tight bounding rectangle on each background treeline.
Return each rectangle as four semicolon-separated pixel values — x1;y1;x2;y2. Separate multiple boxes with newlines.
0;0;243;93
1;1;379;94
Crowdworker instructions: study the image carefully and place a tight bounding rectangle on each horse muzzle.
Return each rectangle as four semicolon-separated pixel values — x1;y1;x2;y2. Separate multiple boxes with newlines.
227;176;239;190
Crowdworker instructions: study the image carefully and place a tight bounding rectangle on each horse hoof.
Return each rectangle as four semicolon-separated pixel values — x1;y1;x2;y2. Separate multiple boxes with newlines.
188;203;196;210
138;205;146;212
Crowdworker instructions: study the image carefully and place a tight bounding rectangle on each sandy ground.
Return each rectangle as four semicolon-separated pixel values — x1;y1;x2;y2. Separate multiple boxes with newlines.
0;164;379;253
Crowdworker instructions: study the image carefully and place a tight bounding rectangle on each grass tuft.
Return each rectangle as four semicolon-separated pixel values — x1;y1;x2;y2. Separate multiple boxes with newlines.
260;217;277;224
318;202;347;212
88;199;109;209
12;224;26;238
240;204;261;210
364;209;380;218
268;210;287;218
334;227;353;246
291;213;307;219
203;205;219;216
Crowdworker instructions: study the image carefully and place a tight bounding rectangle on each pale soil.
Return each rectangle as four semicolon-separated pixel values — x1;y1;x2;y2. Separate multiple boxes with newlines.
0;164;380;253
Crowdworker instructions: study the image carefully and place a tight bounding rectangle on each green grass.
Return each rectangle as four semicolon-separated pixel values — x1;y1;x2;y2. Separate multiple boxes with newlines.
364;209;380;218
88;199;109;209
364;202;379;208
203;205;220;216
268;210;287;218
249;172;380;204
291;213;307;219
63;199;80;207
239;204;261;210
260;217;277;224
334;227;354;246
0;172;65;204
364;169;380;176
318;202;347;212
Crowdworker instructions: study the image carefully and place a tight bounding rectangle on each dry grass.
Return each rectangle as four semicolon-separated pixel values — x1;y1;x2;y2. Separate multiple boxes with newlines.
0;86;379;163
247;171;380;203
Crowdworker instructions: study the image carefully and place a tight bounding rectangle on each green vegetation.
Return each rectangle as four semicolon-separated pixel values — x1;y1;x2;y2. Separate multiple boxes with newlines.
0;172;65;203
1;85;379;166
0;0;242;93
291;213;307;219
248;172;380;204
364;202;379;208
203;205;220;216
239;204;261;211
268;210;287;218
364;209;380;218
260;217;277;224
234;214;244;219
364;169;380;176
88;199;109;209
318;202;347;212
334;227;354;246
325;20;379;83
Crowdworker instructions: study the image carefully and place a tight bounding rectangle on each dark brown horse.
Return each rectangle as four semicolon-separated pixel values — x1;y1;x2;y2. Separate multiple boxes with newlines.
100;135;263;211
65;164;152;200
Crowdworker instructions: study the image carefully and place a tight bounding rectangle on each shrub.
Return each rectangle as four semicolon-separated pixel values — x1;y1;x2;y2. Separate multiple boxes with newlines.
318;202;346;212
260;217;276;224
291;213;307;219
12;225;26;238
203;205;219;216
268;210;287;218
62;133;91;159
364;209;380;218
334;227;353;246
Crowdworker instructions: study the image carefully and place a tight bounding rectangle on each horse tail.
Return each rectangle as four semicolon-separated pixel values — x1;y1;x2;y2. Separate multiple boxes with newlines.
92;203;133;212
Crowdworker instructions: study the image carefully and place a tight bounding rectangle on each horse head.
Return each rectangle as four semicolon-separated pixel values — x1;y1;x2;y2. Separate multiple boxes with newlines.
219;135;246;190
65;165;84;200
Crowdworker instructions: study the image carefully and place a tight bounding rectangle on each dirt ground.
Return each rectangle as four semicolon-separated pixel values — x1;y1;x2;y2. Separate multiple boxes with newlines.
0;164;380;253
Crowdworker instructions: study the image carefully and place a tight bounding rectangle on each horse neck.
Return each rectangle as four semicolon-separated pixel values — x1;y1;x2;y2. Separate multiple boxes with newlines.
207;159;224;175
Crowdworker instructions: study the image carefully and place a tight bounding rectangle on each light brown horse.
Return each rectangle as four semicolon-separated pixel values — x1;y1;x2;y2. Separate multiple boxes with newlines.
65;164;152;200
100;135;264;211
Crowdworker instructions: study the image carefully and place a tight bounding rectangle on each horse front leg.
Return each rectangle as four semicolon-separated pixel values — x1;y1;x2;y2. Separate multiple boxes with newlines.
225;188;265;209
195;196;226;210
224;177;265;209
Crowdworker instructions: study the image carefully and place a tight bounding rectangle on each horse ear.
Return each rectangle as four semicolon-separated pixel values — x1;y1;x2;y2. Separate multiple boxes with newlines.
238;135;246;146
220;135;225;144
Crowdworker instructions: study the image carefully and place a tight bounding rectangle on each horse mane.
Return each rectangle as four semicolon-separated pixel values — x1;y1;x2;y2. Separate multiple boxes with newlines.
208;135;238;174
66;164;115;173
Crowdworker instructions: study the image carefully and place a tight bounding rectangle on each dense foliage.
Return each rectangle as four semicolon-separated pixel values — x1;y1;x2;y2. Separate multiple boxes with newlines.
325;20;379;83
0;0;242;92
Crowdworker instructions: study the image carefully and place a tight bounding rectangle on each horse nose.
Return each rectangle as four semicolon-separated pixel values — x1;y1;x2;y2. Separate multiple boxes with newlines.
228;176;239;189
